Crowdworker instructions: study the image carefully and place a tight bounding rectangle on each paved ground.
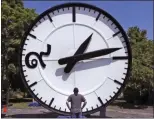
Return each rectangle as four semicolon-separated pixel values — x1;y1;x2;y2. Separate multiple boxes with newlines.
2;106;154;118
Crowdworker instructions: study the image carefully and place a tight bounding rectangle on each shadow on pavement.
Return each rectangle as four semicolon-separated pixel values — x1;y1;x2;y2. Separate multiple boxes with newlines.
5;113;111;118
8;112;59;118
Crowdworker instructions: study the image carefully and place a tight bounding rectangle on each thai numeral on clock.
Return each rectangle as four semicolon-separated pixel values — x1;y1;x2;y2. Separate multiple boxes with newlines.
25;44;51;68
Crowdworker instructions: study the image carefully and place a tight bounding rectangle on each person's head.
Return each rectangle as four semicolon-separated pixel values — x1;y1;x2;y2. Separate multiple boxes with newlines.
73;87;79;95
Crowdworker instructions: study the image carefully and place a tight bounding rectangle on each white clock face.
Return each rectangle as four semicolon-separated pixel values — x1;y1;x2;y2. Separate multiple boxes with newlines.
20;3;132;114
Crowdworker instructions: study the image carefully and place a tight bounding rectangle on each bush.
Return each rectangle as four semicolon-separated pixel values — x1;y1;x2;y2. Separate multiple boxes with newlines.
124;87;140;104
9;89;24;99
124;87;151;105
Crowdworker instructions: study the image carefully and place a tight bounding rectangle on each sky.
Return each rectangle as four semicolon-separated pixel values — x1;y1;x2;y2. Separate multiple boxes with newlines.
24;1;153;39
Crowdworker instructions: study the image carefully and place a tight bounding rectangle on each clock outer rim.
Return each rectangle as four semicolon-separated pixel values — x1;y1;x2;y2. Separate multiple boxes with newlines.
19;2;132;115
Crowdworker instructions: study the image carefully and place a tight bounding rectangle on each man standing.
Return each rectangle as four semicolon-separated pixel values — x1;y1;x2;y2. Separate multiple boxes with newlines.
66;88;87;118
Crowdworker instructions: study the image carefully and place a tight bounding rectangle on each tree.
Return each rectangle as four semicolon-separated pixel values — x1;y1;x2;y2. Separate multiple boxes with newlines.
1;0;38;93
124;26;154;104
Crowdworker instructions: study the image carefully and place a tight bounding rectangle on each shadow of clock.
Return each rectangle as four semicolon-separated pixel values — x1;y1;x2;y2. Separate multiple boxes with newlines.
55;58;115;81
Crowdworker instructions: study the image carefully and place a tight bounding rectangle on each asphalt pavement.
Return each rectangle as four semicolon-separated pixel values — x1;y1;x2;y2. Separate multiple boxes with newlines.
2;106;153;118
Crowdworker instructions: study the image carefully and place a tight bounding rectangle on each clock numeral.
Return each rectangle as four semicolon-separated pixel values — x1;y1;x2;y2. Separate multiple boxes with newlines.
98;97;104;105
29;82;37;88
72;6;76;22
49;98;54;107
113;56;128;60
86;108;88;111
25;44;51;68
96;12;101;21
65;108;66;112
59;107;61;110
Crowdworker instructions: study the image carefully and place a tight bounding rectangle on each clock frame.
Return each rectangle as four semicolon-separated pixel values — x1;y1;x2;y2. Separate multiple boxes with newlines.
19;2;132;115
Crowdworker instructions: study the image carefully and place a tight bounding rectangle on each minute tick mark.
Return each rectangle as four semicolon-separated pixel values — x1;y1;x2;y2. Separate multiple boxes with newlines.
113;31;121;37
112;56;128;60
49;98;54;107
98;97;104;105
72;6;76;22
114;80;122;85
47;14;53;22
29;34;36;39
96;12;101;21
29;82;37;88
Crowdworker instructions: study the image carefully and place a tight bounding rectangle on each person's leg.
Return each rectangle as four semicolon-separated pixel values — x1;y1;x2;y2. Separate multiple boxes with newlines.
71;113;75;118
75;113;80;118
79;112;82;118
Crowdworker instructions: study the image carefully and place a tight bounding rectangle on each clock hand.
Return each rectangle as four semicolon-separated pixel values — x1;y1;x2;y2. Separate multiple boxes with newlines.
58;48;122;65
64;33;93;73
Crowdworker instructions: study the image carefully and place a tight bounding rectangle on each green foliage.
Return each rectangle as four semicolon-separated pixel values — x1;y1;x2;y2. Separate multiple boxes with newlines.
1;0;38;91
124;26;154;104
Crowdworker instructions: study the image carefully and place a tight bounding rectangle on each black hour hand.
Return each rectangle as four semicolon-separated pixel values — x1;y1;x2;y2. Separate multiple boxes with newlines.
64;60;77;73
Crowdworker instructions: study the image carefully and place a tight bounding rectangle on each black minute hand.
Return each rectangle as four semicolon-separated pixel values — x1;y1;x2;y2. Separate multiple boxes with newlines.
64;33;93;73
58;48;122;65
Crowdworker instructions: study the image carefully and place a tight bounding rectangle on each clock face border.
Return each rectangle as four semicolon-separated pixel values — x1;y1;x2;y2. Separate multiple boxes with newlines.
19;2;132;115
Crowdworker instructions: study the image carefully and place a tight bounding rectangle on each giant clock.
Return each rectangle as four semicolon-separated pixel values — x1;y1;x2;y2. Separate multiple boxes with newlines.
19;3;132;115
